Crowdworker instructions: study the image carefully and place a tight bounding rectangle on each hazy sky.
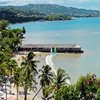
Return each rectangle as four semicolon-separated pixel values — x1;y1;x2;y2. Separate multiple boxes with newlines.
0;0;100;10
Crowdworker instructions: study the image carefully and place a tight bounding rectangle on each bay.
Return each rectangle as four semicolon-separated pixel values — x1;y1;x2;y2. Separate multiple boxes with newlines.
10;17;100;83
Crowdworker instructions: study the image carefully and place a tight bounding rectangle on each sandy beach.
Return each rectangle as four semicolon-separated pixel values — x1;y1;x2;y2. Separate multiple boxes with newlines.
8;84;41;100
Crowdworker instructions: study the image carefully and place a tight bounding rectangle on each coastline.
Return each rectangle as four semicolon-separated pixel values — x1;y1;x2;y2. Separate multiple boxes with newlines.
9;18;73;24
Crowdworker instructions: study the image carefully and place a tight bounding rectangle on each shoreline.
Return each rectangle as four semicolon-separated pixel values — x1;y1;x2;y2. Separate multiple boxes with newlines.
9;18;73;24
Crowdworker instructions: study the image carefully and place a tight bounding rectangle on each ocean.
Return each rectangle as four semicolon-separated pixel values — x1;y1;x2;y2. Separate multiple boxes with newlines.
10;17;100;83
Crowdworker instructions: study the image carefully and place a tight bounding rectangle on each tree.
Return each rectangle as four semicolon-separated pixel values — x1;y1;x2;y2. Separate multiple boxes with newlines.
54;74;100;100
21;52;39;100
0;20;26;100
10;28;24;52
6;59;18;95
0;20;25;53
32;65;53;100
0;62;9;100
76;74;100;100
11;67;22;100
54;85;79;100
0;20;9;30
49;68;70;93
22;27;26;34
8;60;18;76
42;88;53;100
0;20;27;100
96;88;100;100
39;65;53;87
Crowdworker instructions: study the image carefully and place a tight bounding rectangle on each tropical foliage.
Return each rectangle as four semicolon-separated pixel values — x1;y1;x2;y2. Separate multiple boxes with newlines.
54;74;100;100
0;20;27;100
21;52;39;100
32;65;53;100
11;67;22;100
39;65;53;88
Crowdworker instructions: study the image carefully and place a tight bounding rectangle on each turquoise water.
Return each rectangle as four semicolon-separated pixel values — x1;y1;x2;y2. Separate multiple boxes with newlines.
10;17;100;83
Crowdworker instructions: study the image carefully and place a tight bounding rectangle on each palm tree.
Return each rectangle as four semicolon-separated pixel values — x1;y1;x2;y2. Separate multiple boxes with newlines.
48;68;70;94
21;52;39;100
12;67;22;100
32;65;53;100
8;59;17;76
0;62;9;100
6;59;18;95
42;88;53;100
11;29;23;53
39;65;54;87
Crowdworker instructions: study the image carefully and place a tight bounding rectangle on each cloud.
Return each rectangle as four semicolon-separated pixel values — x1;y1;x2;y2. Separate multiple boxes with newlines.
0;0;100;10
0;0;12;5
10;0;66;5
0;0;91;5
0;1;9;4
0;0;100;5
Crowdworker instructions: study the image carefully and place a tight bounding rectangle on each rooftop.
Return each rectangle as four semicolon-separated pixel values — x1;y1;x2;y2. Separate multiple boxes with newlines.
21;44;81;49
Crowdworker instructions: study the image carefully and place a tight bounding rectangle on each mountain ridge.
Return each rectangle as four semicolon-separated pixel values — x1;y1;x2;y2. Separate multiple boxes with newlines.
1;4;100;17
0;4;100;23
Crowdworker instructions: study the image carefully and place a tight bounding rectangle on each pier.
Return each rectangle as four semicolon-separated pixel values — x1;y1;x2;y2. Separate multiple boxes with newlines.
18;44;84;53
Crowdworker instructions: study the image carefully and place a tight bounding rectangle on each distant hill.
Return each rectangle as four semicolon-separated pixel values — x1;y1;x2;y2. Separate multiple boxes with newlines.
19;4;100;17
0;6;46;23
0;4;100;23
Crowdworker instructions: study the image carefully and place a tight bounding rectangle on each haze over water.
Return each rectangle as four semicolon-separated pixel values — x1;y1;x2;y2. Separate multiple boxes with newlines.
11;17;100;83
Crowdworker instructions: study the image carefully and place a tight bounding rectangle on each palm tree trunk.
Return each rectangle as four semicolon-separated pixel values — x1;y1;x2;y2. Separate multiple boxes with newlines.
5;83;7;100
32;87;42;100
16;45;18;54
5;78;7;100
9;76;11;94
24;86;28;100
16;85;19;100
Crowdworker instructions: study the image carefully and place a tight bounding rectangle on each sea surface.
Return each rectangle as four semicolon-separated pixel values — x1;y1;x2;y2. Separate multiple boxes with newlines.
10;17;100;83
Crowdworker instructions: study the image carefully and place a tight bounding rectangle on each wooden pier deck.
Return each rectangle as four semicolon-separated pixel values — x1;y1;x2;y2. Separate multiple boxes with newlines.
18;44;84;53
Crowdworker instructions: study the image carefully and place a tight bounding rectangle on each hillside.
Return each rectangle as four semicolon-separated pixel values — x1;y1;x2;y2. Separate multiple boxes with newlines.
16;4;100;17
0;9;45;23
0;4;100;23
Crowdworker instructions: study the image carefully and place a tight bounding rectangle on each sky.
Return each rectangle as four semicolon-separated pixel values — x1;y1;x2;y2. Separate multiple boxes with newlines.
0;0;100;10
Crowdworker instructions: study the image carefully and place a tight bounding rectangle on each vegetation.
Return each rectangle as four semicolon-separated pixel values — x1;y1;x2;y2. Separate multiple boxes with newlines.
11;67;22;100
39;65;54;88
0;20;24;100
21;52;39;100
0;20;36;100
0;9;72;23
47;68;70;95
0;9;45;23
45;15;72;21
32;65;53;100
55;74;100;100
